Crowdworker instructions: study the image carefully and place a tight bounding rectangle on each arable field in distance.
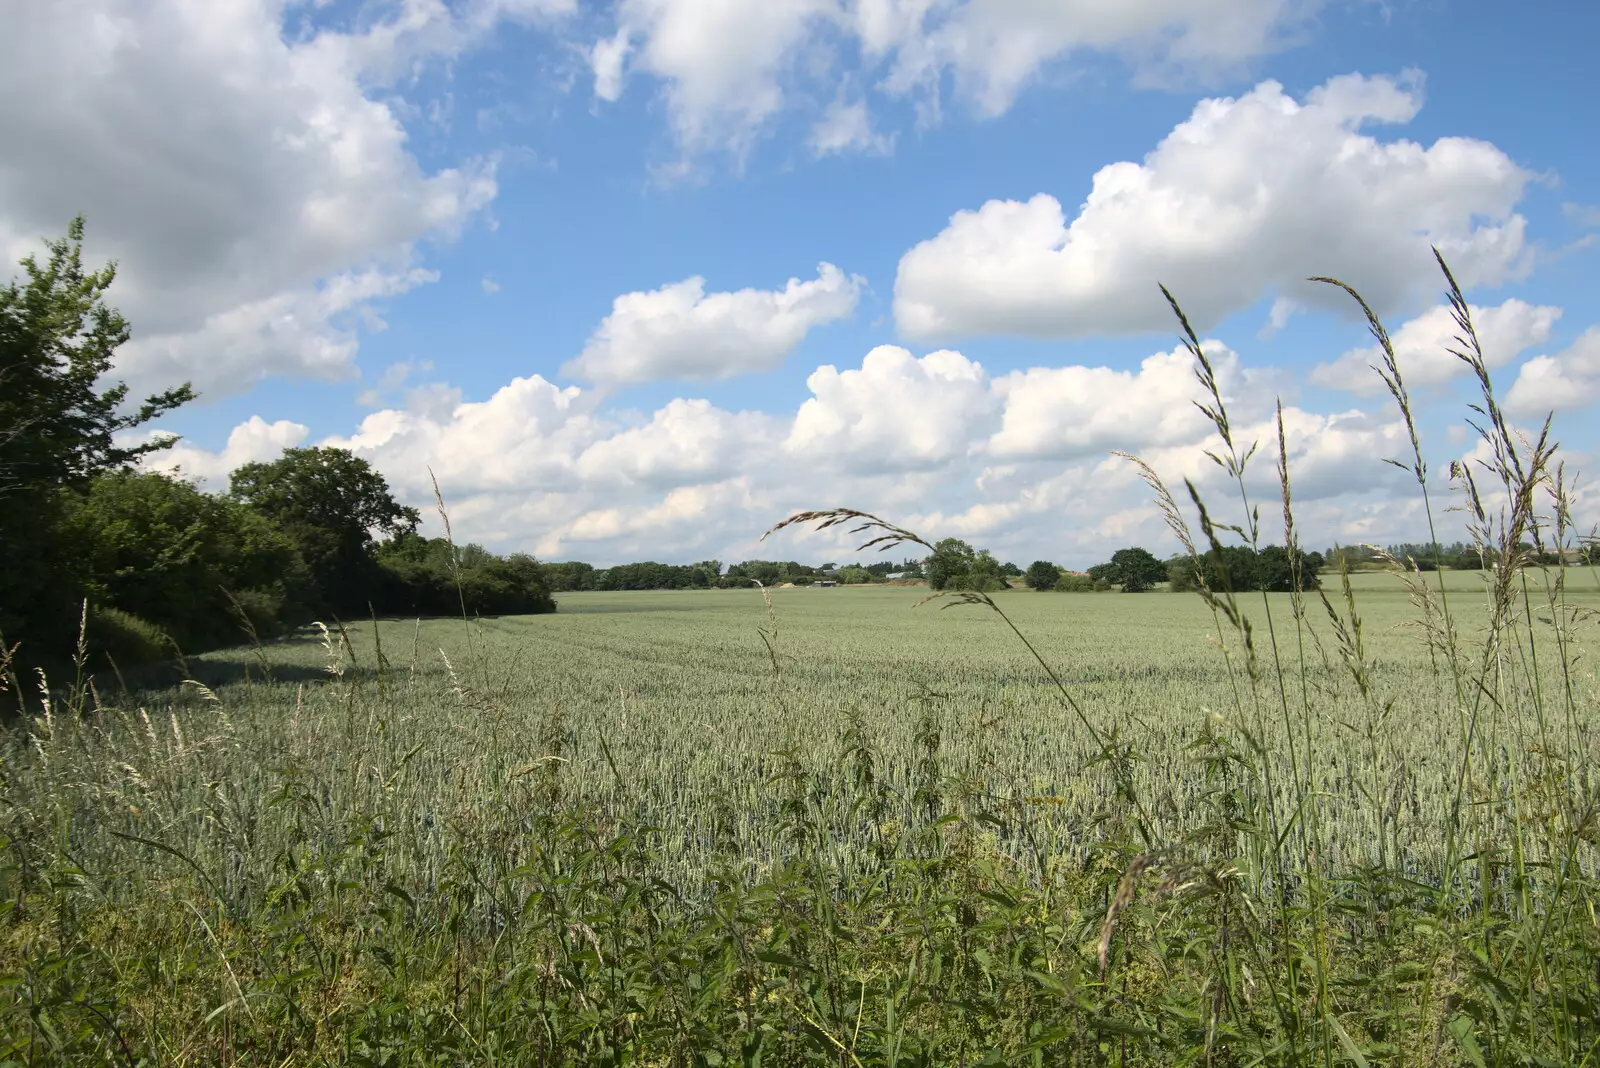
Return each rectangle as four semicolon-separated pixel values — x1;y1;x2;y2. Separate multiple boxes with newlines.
170;574;1600;883
6;563;1600;1063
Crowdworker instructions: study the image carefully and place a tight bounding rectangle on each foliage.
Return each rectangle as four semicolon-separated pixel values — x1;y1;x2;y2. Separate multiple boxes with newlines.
0;217;193;496
62;470;308;651
1192;543;1323;592
1052;572;1099;592
542;560;599;591
375;534;555;616
926;541;1008;591
593;560;716;590
924;537;975;590
0;218;194;656
1110;546;1166;592
964;550;1009;591
230;446;420;616
82;605;171;667
1166;554;1199;592
724;560;815;587
1024;559;1062;590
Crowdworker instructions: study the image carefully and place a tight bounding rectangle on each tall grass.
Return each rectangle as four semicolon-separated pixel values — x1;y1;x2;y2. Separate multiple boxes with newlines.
1;255;1597;1064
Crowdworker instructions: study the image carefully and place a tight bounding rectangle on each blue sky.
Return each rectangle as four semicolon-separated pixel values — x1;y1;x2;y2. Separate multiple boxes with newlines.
4;0;1597;568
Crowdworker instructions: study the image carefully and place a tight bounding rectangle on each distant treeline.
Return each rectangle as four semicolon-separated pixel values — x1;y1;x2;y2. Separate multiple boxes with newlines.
1323;542;1588;571
1025;545;1326;593
542;558;928;591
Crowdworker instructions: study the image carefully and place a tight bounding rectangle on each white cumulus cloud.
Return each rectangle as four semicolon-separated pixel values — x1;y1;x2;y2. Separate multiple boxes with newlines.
159;327;1579;568
576;399;780;487
893;73;1531;342
1311;299;1562;395
563;263;862;385
1505;327;1600;419
146;415;311;488
785;345;998;473
327;373;606;498
0;0;528;400
588;0;837;154
989;342;1255;460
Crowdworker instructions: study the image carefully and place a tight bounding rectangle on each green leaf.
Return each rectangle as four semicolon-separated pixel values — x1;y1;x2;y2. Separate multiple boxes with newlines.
1327;1014;1370;1068
1447;1016;1488;1068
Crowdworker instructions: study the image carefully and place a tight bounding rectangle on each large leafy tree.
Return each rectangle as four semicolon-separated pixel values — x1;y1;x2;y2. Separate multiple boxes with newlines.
966;550;1008;591
0;217;194;649
231;447;419;616
1024;560;1062;590
924;538;976;591
1110;547;1167;592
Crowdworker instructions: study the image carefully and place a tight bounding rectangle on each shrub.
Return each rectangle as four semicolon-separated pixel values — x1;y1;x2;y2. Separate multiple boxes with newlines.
1024;560;1062;590
85;605;170;669
1054;573;1096;592
225;585;293;640
1167;558;1199;592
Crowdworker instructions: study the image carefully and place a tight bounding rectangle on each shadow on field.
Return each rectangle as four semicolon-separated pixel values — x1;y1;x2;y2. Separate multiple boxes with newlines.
81;629;334;700
97;657;331;697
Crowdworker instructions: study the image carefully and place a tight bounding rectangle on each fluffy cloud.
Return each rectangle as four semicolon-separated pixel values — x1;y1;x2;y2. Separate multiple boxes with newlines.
327;373;605;498
589;0;1318;153
575;399;779;487
147;415;311;488
166;329;1528;568
1311;299;1561;396
1505;327;1600;419
785;346;997;472
563;264;862;385
989;342;1260;460
894;73;1531;341
0;0;526;399
589;0;837;154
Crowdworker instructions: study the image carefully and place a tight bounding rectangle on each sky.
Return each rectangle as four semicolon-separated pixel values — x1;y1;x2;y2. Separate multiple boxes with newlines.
3;0;1598;570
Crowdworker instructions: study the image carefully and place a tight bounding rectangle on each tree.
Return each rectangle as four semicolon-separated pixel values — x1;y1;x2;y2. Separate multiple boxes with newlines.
1110;547;1166;592
375;534;555;615
925;538;976;591
1166;556;1199;593
1000;561;1023;578
231;447;420;616
959;550;1008;592
1024;560;1062;590
1254;545;1322;592
543;561;597;591
0;217;195;654
63;470;307;649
